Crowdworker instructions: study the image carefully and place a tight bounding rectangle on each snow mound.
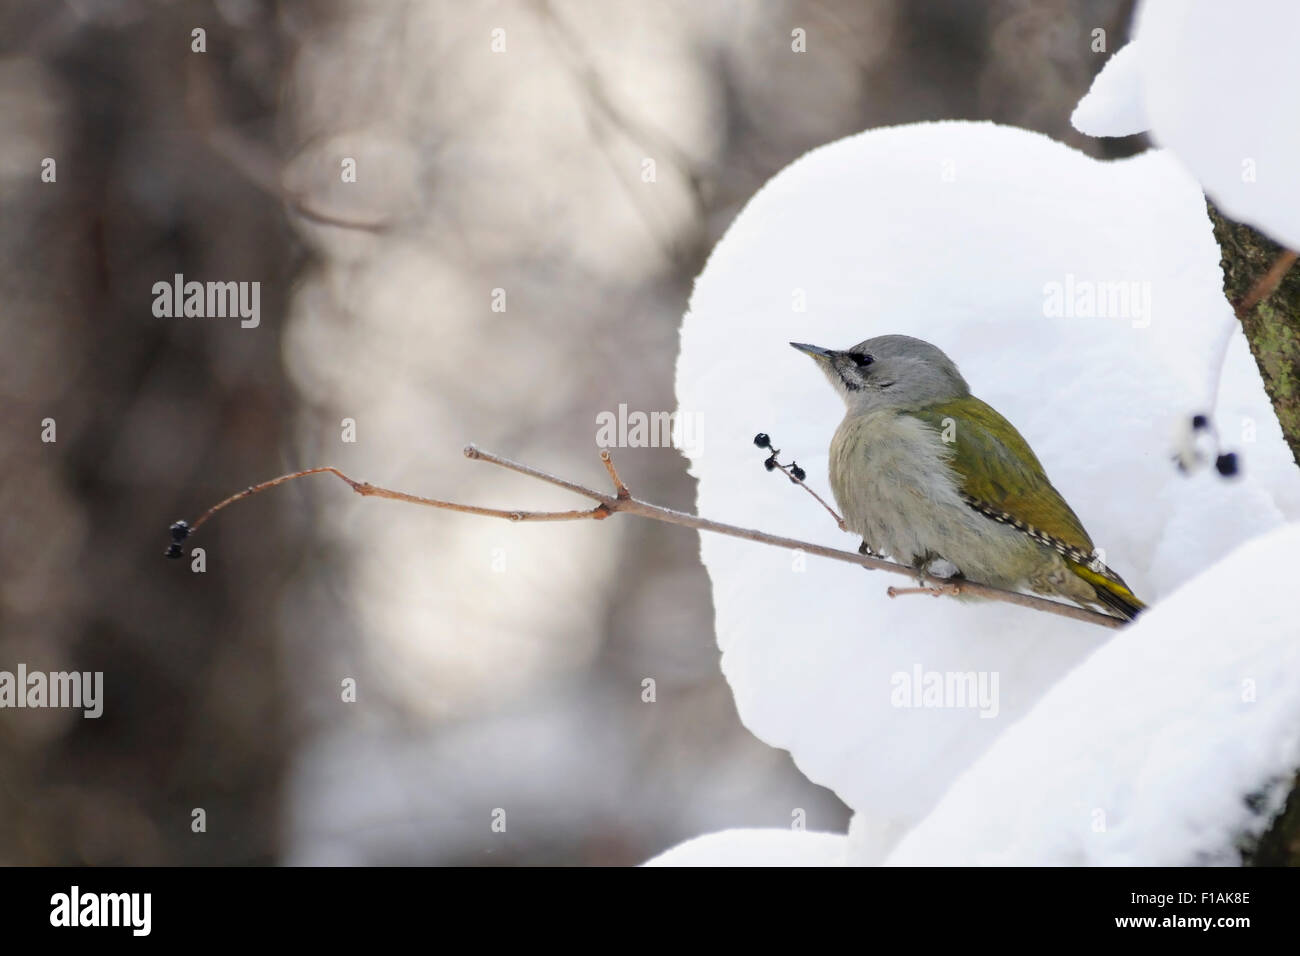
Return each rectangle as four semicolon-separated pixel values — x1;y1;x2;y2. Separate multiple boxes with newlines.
673;120;1300;849
1073;0;1300;248
644;828;847;867
886;522;1300;865
1070;41;1146;138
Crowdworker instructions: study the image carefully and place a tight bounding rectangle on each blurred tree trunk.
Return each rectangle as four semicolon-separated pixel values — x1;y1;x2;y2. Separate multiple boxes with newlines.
0;0;309;865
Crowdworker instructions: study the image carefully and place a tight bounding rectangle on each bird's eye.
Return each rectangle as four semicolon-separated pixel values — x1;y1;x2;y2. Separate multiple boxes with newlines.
851;353;873;368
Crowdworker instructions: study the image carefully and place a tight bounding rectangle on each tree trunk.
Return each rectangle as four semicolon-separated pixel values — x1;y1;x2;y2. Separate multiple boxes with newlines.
1209;202;1300;865
1207;202;1300;467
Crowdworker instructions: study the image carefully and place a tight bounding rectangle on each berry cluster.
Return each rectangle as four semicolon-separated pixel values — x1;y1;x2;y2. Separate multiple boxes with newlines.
165;520;191;559
1186;413;1239;478
753;433;806;481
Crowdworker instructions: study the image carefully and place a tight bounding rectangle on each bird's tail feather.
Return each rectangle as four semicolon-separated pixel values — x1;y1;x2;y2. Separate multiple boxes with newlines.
1070;561;1146;622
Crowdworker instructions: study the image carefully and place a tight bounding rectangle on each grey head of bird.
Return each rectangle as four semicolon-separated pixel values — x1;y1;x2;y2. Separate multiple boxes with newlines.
790;334;970;413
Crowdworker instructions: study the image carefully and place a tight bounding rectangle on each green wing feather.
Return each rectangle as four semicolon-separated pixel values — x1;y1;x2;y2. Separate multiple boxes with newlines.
913;399;1091;550
913;398;1145;619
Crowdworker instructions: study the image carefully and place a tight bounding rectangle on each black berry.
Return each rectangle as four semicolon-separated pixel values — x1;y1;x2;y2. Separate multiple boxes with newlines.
763;454;777;472
1191;414;1209;430
791;464;807;481
754;433;771;449
169;520;191;542
1215;452;1239;477
165;543;183;559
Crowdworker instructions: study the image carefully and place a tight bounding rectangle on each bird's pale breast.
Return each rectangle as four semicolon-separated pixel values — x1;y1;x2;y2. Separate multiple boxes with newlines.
828;409;1047;589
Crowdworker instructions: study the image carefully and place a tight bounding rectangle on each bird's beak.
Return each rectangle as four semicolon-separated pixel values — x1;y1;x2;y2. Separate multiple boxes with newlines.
790;341;834;360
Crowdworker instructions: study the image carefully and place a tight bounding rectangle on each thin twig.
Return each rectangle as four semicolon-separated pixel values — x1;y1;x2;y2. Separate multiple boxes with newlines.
172;447;1125;629
888;583;963;599
773;461;847;532
756;435;849;532
1236;249;1297;316
600;449;631;499
187;465;609;534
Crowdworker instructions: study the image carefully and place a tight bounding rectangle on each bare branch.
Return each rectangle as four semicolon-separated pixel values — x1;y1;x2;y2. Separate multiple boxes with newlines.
172;447;1126;629
187;464;610;535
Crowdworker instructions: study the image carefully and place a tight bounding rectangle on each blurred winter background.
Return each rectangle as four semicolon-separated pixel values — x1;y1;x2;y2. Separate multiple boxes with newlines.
0;0;1144;864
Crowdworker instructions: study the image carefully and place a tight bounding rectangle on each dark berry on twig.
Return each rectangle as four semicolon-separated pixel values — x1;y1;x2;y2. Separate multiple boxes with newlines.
1191;414;1209;430
1215;452;1239;477
764;454;777;472
169;520;191;542
790;464;806;481
754;433;771;449
165;543;184;559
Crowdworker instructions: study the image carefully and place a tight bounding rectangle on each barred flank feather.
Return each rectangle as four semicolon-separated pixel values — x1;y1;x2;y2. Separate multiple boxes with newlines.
961;493;1145;621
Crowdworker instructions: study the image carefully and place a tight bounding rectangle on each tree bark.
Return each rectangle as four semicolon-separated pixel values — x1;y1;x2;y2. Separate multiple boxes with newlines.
1207;201;1300;467
1209;202;1300;865
1245;775;1300;865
